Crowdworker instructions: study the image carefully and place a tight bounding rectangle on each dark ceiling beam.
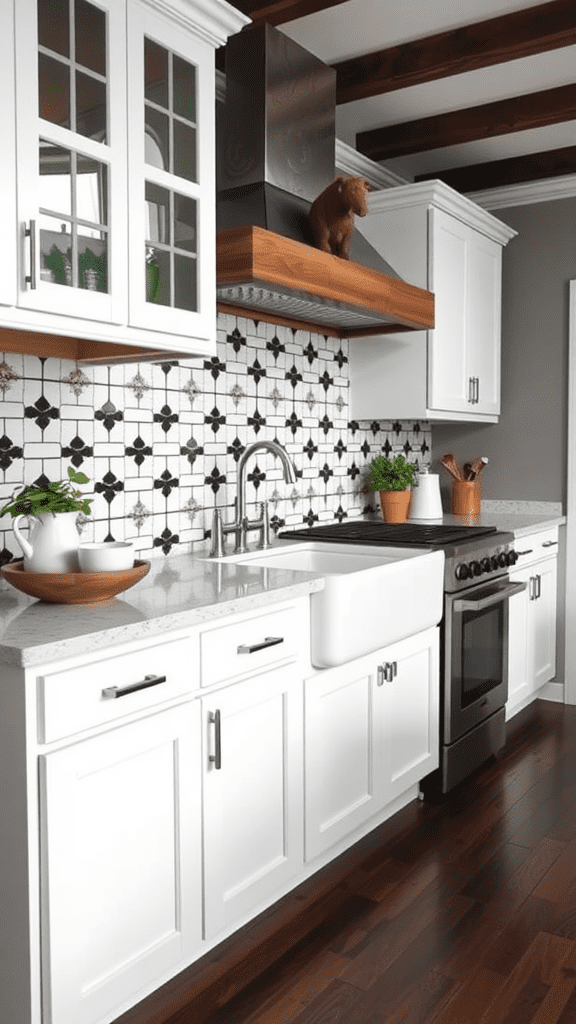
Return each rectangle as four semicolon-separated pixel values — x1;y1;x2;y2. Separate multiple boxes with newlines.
415;146;576;193
356;83;576;162
228;0;350;27
334;0;576;105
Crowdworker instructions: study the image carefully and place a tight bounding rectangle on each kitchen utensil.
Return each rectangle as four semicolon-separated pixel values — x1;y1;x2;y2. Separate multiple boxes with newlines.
0;560;150;603
409;467;444;520
440;453;462;481
78;541;135;572
469;456;489;478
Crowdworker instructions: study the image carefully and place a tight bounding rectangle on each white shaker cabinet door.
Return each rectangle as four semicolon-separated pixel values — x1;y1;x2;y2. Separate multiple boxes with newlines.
40;701;202;1024
304;653;387;862
203;665;303;941
380;627;440;802
529;556;557;690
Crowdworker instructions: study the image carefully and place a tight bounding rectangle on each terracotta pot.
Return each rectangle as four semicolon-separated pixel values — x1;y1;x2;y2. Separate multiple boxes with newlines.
379;489;411;523
452;480;481;516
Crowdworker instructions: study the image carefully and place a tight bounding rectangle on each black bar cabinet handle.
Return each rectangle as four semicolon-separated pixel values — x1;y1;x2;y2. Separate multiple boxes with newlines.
209;710;221;770
102;673;167;699
237;636;284;654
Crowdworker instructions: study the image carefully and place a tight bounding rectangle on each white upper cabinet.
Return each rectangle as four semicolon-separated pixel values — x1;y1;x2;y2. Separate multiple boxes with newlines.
6;0;248;360
349;181;516;423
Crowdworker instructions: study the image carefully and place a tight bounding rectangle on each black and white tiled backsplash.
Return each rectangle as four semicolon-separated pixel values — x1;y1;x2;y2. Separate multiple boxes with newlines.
0;313;431;564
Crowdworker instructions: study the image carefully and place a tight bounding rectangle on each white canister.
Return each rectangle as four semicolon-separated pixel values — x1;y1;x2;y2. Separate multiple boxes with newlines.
409;468;444;520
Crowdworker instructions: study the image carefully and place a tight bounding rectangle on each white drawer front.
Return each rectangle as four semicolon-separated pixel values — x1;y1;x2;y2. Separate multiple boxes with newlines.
200;603;303;689
515;526;559;566
39;636;197;743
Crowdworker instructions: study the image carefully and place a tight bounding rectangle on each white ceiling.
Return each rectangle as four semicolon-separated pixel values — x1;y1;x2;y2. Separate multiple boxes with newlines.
279;0;576;182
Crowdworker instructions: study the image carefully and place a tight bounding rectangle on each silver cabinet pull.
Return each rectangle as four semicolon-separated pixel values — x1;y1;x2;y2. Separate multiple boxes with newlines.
535;573;541;599
542;540;558;548
529;576;535;601
468;377;474;403
516;549;534;557
474;377;480;404
102;673;167;699
209;710;221;770
377;661;397;684
25;220;36;289
237;636;283;654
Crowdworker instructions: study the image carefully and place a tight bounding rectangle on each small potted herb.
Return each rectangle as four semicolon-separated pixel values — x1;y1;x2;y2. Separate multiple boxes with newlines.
366;454;417;523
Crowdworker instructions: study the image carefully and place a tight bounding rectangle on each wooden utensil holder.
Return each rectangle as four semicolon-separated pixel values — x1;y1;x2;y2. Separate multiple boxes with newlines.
451;480;481;516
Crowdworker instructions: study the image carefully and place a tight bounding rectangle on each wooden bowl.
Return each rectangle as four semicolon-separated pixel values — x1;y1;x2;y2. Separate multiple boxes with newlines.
0;560;150;604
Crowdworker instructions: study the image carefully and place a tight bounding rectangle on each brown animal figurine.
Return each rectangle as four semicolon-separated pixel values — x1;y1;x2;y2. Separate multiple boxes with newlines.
309;176;370;259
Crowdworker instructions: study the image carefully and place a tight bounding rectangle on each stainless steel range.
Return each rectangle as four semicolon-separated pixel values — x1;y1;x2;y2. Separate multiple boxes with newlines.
279;521;527;796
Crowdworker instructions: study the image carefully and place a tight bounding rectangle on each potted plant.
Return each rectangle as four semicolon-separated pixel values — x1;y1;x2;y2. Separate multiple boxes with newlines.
366;454;417;523
0;467;93;573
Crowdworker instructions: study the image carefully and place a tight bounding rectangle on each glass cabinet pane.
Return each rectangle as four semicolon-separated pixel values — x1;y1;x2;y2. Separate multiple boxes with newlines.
39;141;108;292
145;183;197;311
144;37;197;184
37;0;108;143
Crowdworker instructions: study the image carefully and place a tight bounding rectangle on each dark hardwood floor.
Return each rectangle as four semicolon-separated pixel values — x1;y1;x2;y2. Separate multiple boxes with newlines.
120;699;576;1024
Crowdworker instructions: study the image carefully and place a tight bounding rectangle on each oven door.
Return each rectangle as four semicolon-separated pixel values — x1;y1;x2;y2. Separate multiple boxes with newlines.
444;577;527;745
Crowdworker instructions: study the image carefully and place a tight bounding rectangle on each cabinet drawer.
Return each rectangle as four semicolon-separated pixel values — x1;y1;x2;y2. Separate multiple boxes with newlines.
515;527;559;566
199;603;304;689
38;635;197;743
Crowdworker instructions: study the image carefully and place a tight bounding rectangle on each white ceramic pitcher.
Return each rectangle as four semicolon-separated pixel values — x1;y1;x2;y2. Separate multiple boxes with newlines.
12;511;81;573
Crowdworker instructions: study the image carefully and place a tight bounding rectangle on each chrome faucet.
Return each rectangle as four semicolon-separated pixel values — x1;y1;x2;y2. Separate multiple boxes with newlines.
210;440;297;556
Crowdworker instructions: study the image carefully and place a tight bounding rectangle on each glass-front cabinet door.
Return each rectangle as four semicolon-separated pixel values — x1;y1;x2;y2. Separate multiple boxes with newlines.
126;1;215;341
15;0;128;322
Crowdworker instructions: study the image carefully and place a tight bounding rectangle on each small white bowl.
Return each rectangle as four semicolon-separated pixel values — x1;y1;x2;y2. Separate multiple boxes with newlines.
78;542;135;573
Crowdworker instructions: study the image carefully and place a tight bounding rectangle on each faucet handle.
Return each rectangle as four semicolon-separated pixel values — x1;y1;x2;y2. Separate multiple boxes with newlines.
209;507;225;558
259;501;272;549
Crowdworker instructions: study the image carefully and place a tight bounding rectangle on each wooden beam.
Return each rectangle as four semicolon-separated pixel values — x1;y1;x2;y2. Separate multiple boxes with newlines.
227;0;350;28
416;145;576;193
356;83;576;162
335;0;576;104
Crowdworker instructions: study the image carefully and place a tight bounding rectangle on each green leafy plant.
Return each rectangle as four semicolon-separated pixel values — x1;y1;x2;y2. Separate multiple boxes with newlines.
0;467;93;519
366;454;417;492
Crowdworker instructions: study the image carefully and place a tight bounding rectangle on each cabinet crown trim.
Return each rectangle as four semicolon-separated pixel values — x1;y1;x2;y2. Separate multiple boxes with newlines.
368;180;517;246
139;0;250;46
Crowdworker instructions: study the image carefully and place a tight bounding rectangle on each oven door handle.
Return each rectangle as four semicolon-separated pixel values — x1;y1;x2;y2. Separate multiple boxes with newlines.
454;579;527;612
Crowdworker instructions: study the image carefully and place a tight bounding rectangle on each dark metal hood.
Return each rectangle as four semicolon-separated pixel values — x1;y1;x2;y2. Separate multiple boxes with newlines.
216;24;434;338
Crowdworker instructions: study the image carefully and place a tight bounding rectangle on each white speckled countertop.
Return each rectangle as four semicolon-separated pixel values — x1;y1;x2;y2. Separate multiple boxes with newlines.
0;553;326;667
0;501;564;668
440;500;565;537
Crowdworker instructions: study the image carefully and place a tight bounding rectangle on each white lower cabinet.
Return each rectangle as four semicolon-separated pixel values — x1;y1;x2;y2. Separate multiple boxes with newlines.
40;701;202;1024
202;664;303;940
507;529;559;718
304;627;439;861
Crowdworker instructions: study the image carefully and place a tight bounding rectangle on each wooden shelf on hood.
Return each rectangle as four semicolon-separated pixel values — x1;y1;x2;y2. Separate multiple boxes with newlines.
216;225;434;338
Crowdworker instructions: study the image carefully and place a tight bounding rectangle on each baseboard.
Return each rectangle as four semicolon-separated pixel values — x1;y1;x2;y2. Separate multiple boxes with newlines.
539;681;564;703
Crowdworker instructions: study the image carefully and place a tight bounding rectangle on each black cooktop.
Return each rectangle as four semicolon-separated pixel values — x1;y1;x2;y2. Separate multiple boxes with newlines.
279;522;498;547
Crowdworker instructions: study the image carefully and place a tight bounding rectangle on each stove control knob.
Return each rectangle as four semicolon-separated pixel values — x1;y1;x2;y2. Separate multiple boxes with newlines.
455;563;471;581
491;555;500;571
481;557;491;573
506;550;519;566
498;552;508;568
470;560;482;577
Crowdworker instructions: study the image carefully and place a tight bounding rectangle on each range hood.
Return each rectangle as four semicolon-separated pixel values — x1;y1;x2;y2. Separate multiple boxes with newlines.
216;24;434;338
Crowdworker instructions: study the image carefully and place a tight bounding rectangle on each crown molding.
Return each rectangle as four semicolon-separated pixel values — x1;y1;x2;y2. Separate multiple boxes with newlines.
367;179;516;244
140;0;249;47
335;141;408;189
465;174;576;210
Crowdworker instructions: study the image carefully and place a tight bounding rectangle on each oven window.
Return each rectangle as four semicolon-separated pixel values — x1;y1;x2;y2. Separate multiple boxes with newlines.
461;604;504;707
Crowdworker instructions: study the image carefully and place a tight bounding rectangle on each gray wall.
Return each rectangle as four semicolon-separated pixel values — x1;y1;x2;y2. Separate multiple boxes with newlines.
432;197;576;503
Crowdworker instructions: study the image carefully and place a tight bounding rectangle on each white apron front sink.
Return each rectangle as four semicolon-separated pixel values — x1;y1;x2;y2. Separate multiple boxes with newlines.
211;541;445;668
